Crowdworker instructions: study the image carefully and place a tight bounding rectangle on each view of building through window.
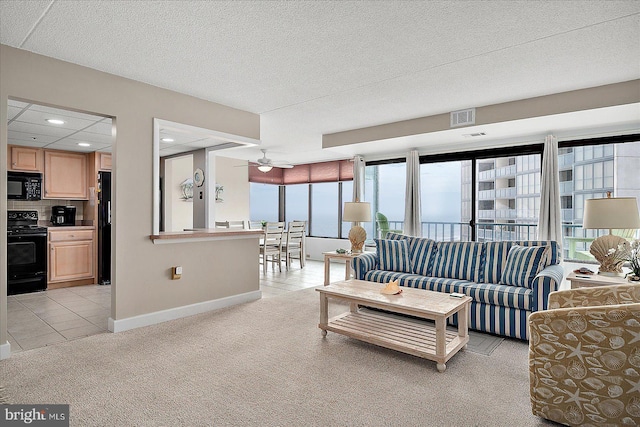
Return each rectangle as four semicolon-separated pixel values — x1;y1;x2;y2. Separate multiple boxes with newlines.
249;140;640;261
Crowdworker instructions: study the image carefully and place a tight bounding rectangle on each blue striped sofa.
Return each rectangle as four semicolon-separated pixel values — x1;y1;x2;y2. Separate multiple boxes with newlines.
352;233;564;340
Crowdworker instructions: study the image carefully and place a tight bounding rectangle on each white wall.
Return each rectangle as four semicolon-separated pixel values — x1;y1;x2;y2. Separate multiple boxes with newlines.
306;237;350;261
214;155;250;223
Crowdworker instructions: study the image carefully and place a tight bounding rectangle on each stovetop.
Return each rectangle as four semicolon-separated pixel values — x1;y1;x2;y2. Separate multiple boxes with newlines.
8;210;47;235
8;225;48;235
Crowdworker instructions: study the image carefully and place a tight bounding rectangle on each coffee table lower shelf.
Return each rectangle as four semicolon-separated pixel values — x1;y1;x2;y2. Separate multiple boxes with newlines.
320;309;467;371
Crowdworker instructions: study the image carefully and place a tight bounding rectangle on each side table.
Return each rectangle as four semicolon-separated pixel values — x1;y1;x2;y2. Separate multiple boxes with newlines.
566;271;629;289
323;252;361;286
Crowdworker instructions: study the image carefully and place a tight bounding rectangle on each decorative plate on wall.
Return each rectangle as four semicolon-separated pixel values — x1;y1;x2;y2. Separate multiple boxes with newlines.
193;168;205;187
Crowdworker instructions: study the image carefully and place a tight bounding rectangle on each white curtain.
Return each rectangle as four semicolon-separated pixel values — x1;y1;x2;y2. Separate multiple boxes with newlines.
351;155;366;227
352;155;365;202
404;149;422;236
537;134;562;246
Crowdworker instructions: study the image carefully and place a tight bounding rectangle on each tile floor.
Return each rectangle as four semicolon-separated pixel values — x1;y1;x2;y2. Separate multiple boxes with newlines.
7;259;348;353
8;285;111;353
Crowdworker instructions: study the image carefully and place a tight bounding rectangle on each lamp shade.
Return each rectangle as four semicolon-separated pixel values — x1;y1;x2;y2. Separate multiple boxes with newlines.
343;202;371;222
257;165;273;173
583;197;640;229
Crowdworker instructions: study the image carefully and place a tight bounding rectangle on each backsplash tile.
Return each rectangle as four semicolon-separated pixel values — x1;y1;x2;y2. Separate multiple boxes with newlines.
7;200;84;222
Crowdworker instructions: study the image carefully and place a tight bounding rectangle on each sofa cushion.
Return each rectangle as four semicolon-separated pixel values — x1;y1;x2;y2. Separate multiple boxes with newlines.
410;237;438;277
363;270;423;285
482;241;558;284
465;283;532;310
403;276;473;294
375;238;412;273
431;241;483;282
481;241;512;284
499;244;550;289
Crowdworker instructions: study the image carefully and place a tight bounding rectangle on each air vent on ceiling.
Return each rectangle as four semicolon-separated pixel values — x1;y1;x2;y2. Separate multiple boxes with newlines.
462;132;486;138
450;108;476;128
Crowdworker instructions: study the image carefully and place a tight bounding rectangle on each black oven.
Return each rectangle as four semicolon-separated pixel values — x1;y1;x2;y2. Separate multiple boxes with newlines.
8;171;42;200
7;211;48;295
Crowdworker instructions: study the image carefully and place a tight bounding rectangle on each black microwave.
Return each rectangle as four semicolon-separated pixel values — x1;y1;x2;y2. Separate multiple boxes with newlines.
8;171;42;201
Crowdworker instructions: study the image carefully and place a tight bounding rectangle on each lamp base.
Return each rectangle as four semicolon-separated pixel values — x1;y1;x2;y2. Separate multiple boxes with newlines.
348;225;367;253
590;234;626;276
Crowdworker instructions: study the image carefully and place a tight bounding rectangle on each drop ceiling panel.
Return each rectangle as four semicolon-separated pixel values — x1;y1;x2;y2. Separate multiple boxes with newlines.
70;131;113;145
6;101;113;153
7;129;58;145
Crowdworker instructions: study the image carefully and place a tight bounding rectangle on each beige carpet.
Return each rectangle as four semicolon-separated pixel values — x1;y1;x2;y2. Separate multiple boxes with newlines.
1;287;554;426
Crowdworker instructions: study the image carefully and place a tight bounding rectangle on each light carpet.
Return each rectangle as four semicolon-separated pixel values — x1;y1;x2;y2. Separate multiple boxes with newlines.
1;287;554;426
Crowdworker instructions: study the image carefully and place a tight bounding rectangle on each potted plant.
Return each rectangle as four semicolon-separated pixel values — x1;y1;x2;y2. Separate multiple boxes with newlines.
612;239;640;281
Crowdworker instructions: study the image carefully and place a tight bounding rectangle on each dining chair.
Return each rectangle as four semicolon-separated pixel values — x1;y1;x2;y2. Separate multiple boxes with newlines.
249;220;263;230
227;220;246;229
282;221;306;270
260;222;285;274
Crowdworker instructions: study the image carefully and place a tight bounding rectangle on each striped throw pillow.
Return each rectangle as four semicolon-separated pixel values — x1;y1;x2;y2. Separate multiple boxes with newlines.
410;238;438;276
375;239;412;273
499;244;550;289
431;241;483;282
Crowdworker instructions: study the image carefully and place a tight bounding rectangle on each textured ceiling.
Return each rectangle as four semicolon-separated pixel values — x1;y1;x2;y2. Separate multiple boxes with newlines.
1;1;639;164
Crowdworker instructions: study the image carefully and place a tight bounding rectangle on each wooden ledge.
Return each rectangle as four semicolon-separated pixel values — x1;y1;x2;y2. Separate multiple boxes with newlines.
150;228;263;244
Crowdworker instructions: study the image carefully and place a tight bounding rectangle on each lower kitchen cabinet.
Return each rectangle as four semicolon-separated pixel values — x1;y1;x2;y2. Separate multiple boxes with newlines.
48;228;95;286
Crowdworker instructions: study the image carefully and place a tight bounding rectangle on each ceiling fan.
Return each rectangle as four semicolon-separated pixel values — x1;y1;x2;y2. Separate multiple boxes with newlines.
251;149;293;172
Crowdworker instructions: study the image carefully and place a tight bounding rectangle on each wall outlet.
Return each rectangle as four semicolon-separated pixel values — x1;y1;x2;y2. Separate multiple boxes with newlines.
172;266;182;280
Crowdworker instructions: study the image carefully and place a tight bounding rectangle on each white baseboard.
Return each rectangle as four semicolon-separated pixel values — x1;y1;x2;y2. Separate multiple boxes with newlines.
108;290;262;333
0;341;11;360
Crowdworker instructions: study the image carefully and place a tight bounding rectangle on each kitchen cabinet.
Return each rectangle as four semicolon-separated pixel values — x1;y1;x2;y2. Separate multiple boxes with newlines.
99;153;112;170
48;228;95;284
8;145;43;172
44;150;88;199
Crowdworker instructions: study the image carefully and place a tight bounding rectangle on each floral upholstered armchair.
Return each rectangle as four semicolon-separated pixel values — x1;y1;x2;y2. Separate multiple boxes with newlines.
529;284;640;426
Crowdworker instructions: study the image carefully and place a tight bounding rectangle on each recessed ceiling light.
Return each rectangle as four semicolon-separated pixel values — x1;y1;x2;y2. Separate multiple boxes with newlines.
77;142;91;147
46;119;65;125
161;138;175;142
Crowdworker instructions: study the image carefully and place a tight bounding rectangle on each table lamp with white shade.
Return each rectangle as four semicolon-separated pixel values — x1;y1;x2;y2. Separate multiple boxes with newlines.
583;193;640;276
343;201;372;253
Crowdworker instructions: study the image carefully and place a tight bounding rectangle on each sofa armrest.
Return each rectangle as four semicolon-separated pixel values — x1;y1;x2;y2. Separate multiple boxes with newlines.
530;264;564;311
352;252;378;279
529;302;640;425
548;283;640;309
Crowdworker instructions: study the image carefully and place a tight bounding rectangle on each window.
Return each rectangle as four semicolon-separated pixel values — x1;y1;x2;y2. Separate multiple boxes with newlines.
285;184;308;226
561;139;640;261
421;160;471;241
340;180;354;238
364;163;406;238
310;182;339;238
250;183;279;222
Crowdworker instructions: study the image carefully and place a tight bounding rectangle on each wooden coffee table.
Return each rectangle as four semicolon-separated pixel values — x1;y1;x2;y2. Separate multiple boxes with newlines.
317;279;471;372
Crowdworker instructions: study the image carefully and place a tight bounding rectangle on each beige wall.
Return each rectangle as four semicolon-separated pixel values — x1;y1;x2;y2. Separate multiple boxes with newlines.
323;80;640;148
0;45;261;348
214;155;250;223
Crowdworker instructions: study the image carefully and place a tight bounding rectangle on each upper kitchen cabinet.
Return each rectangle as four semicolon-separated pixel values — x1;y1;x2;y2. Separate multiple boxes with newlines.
99;153;112;171
8;145;44;172
44;150;88;199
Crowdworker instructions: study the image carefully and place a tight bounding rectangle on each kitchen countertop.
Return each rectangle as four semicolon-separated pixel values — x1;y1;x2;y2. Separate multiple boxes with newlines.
46;225;96;230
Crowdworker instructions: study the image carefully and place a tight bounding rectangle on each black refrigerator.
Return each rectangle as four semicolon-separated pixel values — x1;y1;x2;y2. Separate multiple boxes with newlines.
98;171;111;285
